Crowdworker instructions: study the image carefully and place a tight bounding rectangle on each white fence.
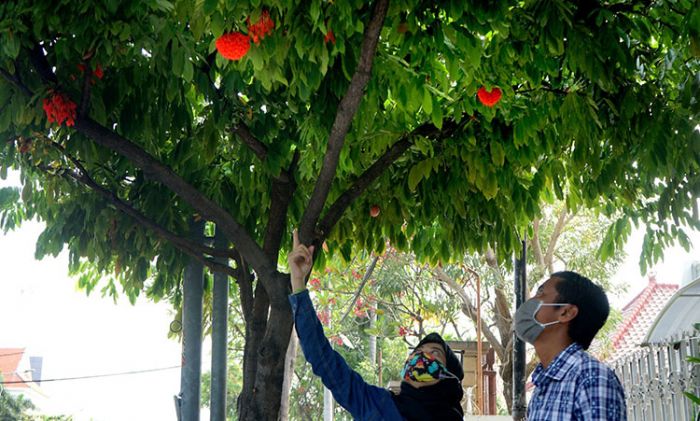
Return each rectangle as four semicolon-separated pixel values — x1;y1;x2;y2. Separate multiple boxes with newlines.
612;333;700;421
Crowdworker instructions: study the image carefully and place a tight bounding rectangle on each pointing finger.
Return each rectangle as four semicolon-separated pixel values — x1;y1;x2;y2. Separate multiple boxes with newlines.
293;229;299;248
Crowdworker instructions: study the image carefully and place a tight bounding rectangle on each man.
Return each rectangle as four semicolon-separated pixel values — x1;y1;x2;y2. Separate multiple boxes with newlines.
514;271;627;420
288;230;464;420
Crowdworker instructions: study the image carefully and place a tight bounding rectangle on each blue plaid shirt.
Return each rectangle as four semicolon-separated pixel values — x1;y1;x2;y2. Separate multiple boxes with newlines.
289;290;404;420
528;343;627;421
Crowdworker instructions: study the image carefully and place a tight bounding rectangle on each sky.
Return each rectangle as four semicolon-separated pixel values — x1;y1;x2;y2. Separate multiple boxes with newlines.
0;171;213;420
1;171;698;419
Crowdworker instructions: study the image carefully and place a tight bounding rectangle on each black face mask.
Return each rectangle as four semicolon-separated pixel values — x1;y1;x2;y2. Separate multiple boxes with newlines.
391;378;464;421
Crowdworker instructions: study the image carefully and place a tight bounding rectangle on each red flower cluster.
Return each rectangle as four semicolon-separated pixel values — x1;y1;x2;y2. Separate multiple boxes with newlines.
317;309;331;326
77;63;104;80
247;10;275;44
398;326;408;337
43;92;77;126
353;298;367;318
309;277;321;289
216;32;251;60
324;29;335;45
330;335;344;346
477;86;502;107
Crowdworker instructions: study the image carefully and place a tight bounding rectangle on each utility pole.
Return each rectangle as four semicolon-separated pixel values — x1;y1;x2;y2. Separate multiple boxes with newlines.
512;239;527;420
210;230;229;420
178;219;205;421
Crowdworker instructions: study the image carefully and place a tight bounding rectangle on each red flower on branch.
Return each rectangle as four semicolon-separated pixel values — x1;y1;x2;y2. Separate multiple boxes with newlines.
317;310;331;326
247;10;275;44
76;63;105;82
216;32;251;60
42;92;77;126
309;277;321;289
324;29;335;45
477;86;502;107
398;326;408;337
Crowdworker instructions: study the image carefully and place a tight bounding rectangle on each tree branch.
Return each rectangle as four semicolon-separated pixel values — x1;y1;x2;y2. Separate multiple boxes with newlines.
73;117;275;278
339;255;379;324
543;208;570;273
21;44;275;285
36;161;237;279
232;124;268;162
531;218;546;268
317;117;468;243
0;67;33;97
433;267;505;361
298;0;390;243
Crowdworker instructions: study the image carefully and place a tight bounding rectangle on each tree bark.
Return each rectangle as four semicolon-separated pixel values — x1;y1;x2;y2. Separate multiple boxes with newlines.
278;331;298;421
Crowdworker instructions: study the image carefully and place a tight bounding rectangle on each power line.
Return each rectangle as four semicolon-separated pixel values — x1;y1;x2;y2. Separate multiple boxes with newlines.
0;365;180;385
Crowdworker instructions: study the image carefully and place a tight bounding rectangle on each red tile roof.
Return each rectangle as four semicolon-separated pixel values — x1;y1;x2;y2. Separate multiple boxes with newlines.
608;274;678;361
0;348;29;389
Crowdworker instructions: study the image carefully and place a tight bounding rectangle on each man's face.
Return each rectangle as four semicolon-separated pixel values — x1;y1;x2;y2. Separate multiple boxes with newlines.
533;277;568;324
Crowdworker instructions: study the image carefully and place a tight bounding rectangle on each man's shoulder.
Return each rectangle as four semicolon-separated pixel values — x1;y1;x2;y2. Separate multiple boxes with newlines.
564;346;616;377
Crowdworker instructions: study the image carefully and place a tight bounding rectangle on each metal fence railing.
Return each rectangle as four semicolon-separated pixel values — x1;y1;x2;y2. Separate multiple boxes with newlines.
611;333;700;421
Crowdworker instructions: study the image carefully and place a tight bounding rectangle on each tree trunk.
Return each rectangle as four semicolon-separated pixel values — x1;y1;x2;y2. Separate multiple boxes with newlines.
237;272;294;421
278;331;298;421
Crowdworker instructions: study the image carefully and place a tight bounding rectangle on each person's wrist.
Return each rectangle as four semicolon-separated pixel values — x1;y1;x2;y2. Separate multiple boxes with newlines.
291;275;306;293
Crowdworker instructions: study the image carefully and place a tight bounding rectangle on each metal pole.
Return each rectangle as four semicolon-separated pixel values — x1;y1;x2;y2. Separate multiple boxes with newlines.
476;271;483;414
210;230;229;421
180;219;205;421
512;239;527;420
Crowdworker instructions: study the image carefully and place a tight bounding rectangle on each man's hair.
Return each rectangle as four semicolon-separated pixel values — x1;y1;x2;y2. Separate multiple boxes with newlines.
551;271;610;350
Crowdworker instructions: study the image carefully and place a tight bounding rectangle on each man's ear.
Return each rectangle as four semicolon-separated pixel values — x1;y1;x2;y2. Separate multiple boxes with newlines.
559;304;578;323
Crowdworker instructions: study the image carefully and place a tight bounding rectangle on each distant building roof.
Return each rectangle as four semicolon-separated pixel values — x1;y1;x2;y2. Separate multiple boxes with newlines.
607;274;678;361
0;348;29;389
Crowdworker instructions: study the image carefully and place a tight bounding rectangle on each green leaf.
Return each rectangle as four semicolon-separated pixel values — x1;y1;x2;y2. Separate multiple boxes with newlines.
490;141;505;167
422;87;433;114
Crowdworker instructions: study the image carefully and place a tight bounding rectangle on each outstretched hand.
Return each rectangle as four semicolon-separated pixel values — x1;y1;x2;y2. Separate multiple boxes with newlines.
288;229;315;291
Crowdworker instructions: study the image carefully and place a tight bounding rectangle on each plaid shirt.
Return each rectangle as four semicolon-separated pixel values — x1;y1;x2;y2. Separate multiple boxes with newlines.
528;343;627;421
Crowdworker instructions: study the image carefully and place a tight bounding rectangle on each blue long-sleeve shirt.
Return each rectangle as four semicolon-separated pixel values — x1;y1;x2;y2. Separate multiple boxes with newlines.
289;290;404;421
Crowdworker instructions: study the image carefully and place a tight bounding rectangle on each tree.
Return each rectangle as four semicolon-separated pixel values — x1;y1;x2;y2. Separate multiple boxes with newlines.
1;1;698;418
0;388;35;421
434;202;626;411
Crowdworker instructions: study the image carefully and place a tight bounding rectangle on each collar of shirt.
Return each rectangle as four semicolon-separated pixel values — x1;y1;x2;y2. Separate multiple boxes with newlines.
531;343;583;388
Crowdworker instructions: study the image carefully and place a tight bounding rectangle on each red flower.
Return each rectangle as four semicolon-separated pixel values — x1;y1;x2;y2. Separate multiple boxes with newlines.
317;310;331;326
247;10;275;44
324;29;335;45
216;32;251;60
477;86;502;107
330;335;343;346
398;326;408;337
309;277;321;289
77;63;104;81
43;92;77;126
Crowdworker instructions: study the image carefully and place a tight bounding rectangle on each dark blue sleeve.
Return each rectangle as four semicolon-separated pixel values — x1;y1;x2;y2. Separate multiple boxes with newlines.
289;290;403;421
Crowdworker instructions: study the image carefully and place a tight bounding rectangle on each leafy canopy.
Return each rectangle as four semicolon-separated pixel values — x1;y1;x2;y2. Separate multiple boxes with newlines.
0;0;698;301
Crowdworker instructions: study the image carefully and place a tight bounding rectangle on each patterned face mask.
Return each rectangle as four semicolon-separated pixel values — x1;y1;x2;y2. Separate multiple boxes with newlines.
400;350;456;382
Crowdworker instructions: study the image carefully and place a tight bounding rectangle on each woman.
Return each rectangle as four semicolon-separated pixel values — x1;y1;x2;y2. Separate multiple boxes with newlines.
288;230;464;420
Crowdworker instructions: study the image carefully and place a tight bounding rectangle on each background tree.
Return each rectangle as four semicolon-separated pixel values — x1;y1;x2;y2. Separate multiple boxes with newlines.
434;201;627;411
1;1;698;418
0;388;35;421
